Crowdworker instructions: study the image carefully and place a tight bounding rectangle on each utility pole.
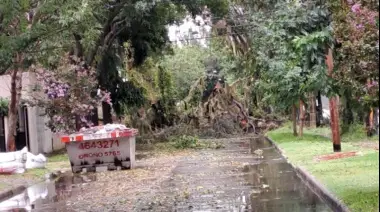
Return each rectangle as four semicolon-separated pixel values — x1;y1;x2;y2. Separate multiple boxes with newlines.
325;48;341;152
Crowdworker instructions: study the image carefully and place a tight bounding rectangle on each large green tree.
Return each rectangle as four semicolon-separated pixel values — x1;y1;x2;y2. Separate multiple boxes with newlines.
221;1;333;135
0;0;75;150
0;0;231;143
68;0;230;115
329;0;379;134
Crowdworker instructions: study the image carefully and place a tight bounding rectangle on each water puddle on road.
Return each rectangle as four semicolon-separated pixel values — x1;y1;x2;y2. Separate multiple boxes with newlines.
0;136;334;212
0;174;97;211
243;136;332;212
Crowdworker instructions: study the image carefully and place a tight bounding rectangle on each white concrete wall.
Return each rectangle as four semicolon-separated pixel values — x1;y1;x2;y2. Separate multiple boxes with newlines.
4;117;9;149
0;72;65;154
0;72;36;100
40;112;64;153
27;107;39;154
52;133;65;152
36;107;46;154
28;106;64;154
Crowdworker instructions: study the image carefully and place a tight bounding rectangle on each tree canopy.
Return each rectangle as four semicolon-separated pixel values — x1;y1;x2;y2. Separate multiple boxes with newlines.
0;0;378;139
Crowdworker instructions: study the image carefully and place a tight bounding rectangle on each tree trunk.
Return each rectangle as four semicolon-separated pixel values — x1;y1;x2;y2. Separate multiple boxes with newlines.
316;91;322;127
366;79;374;137
6;54;23;151
343;90;354;125
309;93;316;128
299;99;305;137
326;48;341;152
367;108;374;137
102;101;112;124
329;96;341;151
341;89;354;134
292;104;298;136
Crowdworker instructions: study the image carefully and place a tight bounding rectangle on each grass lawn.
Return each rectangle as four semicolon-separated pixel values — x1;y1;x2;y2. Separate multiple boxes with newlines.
267;123;379;212
24;150;71;178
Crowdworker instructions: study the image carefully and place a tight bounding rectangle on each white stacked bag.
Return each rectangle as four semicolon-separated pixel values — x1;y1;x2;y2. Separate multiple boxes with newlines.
0;147;28;174
25;152;47;169
0;147;47;174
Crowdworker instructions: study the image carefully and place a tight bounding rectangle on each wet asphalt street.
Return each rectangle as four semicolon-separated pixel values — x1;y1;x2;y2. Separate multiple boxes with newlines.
0;136;332;212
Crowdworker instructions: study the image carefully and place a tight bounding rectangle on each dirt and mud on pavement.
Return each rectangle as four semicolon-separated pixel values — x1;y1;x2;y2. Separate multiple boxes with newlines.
0;136;332;212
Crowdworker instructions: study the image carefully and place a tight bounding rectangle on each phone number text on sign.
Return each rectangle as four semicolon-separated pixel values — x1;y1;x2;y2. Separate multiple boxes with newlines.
78;151;121;159
78;140;120;150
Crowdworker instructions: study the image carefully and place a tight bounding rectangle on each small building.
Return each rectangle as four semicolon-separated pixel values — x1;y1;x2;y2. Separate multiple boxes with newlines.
0;72;64;154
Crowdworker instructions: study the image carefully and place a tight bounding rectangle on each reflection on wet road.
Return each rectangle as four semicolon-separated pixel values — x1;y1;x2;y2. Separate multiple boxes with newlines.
0;175;97;211
0;136;332;212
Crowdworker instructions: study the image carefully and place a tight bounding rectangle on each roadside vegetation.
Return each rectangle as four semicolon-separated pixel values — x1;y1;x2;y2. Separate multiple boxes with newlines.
268;123;379;212
0;0;378;209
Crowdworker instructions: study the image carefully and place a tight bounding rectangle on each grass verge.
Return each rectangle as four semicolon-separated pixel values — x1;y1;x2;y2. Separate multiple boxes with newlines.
0;150;70;194
267;123;379;212
26;150;70;178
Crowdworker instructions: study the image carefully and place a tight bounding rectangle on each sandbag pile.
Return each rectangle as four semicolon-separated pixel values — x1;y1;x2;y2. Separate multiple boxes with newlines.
0;147;47;174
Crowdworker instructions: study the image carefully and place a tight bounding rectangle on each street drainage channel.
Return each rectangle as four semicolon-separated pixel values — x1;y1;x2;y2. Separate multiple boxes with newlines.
0;136;333;212
243;137;332;212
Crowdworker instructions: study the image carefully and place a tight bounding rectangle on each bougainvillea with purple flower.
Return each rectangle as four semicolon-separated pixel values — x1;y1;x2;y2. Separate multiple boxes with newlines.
30;54;111;133
331;0;379;108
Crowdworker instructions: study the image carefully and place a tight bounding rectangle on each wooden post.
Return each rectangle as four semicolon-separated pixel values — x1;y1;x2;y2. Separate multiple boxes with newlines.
325;48;341;152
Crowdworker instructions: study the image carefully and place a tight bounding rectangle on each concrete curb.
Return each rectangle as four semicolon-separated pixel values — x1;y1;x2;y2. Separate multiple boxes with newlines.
265;137;288;160
296;166;350;212
265;136;350;212
0;185;26;202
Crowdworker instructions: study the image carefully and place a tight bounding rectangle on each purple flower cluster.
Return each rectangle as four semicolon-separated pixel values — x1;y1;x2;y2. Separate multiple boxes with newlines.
47;83;70;99
351;3;361;14
36;69;70;99
367;81;379;89
349;3;378;27
32;58;108;133
356;24;364;29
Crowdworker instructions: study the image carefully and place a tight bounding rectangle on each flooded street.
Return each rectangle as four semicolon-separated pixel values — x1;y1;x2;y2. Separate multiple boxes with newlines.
0;136;332;212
